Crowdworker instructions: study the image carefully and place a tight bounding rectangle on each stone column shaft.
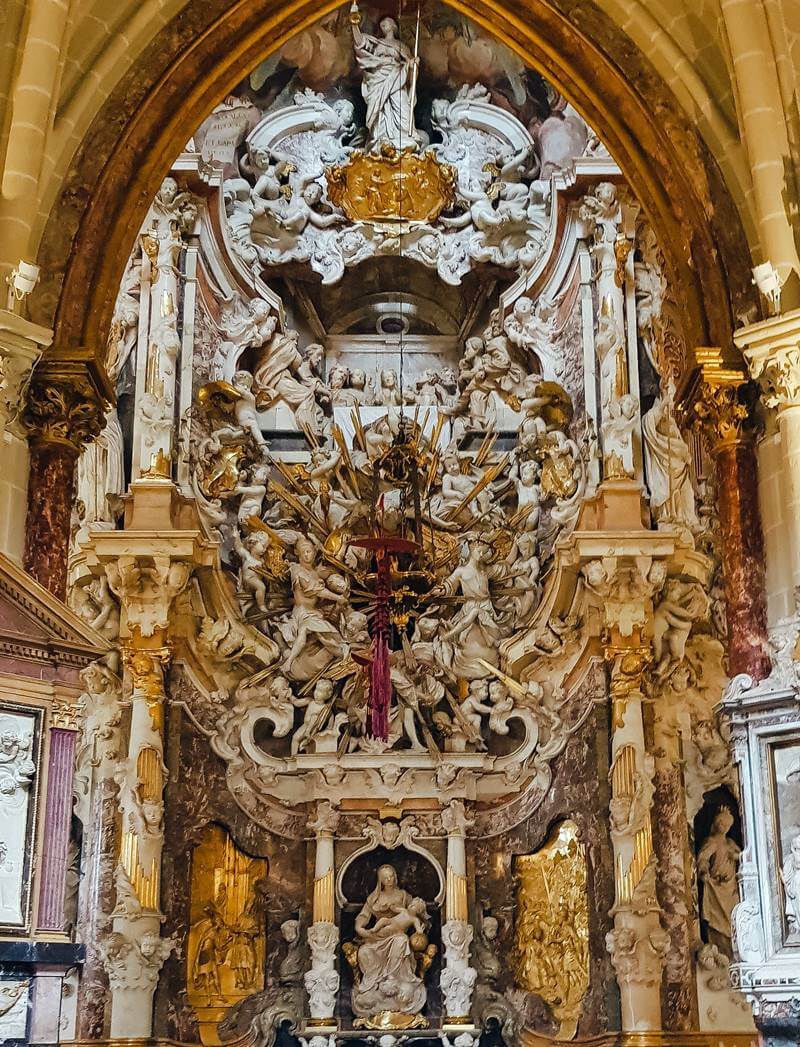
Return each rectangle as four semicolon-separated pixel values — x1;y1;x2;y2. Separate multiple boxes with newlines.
678;350;770;680
738;314;800;611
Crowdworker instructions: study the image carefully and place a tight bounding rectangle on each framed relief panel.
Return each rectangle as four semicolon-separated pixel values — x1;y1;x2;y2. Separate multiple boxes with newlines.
771;740;800;946
0;704;42;934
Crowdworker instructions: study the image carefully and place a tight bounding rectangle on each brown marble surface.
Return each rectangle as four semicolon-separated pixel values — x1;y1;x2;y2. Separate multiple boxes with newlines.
154;685;307;1040
472;701;619;1038
23;440;78;600
648;705;698;1032
715;441;770;681
75;777;118;1039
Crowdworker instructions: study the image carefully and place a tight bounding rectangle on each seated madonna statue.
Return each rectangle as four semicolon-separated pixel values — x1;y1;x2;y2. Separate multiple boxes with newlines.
348;864;430;1018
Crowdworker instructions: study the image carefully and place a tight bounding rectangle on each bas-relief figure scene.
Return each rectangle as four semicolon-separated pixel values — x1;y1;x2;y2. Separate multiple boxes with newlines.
2;1;791;1044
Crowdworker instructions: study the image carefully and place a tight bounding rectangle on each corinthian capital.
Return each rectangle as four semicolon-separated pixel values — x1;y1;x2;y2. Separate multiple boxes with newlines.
734;308;800;411
676;347;752;453
0;310;51;435
21;348;112;451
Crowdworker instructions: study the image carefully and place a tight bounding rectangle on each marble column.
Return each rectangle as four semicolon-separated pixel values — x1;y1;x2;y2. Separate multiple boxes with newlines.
441;800;476;1024
678;349;771;680
37;704;81;932
649;697;698;1030
306;801;340;1027
74;659;124;1038
103;640;174;1040
580;550;669;1032
21;352;109;598
0;310;49;563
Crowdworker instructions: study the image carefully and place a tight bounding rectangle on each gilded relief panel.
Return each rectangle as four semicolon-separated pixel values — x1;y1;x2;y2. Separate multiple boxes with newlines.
514;820;590;1040
186;824;268;1044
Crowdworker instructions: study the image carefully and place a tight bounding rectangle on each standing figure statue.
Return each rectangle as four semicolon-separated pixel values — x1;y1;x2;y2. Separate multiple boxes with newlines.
351;3;419;150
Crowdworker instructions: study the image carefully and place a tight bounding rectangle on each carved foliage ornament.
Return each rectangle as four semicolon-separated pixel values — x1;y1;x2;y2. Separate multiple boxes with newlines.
513;821;589;1040
22;372;107;451
327;147;457;224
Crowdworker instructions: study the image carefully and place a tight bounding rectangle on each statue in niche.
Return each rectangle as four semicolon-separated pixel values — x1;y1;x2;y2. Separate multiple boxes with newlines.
348;864;429;1019
781;834;800;934
351;8;419;150
697;806;740;957
642;381;699;530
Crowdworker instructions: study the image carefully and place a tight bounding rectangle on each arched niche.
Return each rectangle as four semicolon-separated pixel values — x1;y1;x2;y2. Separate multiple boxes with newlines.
34;0;755;374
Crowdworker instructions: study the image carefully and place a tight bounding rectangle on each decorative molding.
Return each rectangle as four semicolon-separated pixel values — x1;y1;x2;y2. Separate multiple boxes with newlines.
677;346;752;452
50;696;82;731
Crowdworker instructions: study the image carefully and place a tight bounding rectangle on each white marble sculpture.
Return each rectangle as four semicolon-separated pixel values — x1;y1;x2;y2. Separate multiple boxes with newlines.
351;8;419;149
642;382;699;530
350;864;428;1017
781;834;800;933
440;920;477;1019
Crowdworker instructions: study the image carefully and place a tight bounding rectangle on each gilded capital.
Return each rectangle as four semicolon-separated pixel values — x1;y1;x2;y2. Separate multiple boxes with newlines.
22;349;111;451
676;347;751;452
50;696;83;731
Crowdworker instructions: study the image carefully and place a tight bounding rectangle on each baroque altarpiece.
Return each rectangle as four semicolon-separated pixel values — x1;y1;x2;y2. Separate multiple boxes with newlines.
11;3;800;1044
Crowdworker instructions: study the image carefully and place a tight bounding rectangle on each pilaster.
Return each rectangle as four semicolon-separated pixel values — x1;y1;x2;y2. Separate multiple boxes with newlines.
737;311;800;610
0;310;51;563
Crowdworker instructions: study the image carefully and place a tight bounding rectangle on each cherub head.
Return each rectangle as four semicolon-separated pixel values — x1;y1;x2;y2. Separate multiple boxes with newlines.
329;365;349;390
281;918;300;943
303;182;324;206
513;296;533;320
314;679;334;701
482;914;499;941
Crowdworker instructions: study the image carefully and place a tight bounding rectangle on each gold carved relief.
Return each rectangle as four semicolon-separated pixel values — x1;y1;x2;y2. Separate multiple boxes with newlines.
514;820;589;1041
326;146;456;224
187;824;268;1045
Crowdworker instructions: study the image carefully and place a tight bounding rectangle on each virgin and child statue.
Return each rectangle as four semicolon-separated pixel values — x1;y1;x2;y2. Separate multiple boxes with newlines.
349;864;429;1018
351;4;420;150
